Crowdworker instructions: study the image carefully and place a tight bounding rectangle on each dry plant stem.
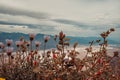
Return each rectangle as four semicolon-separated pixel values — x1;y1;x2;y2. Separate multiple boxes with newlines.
61;42;65;71
22;52;25;60
99;45;102;51
103;37;106;49
62;44;64;54
30;40;32;51
25;52;27;57
0;55;2;65
0;54;3;65
44;42;46;58
19;51;22;61
27;46;30;53
8;56;11;64
2;52;4;65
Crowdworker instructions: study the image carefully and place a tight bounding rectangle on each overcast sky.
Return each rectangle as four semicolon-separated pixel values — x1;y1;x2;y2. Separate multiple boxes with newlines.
0;0;120;41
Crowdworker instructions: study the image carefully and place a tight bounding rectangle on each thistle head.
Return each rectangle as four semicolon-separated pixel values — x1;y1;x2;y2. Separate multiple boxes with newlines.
35;41;40;47
0;42;5;49
15;41;23;47
110;28;115;32
5;47;13;56
6;39;13;46
59;31;65;40
29;33;36;41
44;35;50;43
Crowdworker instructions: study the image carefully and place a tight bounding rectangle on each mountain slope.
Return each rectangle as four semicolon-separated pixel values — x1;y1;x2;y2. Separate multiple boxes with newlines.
0;32;119;49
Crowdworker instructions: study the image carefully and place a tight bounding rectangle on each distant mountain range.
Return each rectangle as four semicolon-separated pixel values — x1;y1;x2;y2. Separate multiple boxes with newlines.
0;32;119;49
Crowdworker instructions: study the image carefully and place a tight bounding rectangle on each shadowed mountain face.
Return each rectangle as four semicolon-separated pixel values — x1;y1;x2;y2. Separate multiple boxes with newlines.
0;32;119;50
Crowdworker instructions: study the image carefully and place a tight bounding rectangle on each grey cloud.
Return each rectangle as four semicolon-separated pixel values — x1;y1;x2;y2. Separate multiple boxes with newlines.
0;21;33;26
79;0;113;2
0;5;50;19
10;25;26;28
0;21;56;32
27;25;55;31
10;26;15;28
52;18;120;31
52;19;93;28
53;19;84;26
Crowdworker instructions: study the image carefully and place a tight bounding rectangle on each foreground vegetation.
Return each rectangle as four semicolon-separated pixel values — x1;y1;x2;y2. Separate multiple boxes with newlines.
0;28;120;80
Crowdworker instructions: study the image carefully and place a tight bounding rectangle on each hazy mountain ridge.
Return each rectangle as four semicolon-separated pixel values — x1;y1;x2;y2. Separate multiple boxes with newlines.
0;32;119;49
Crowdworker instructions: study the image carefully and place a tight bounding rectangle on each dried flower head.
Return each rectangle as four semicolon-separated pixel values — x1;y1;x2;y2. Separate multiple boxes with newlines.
15;41;22;47
100;32;107;38
113;51;119;57
56;45;62;51
59;31;63;36
73;42;78;49
54;34;58;41
35;41;40;47
110;28;115;32
29;33;35;41
20;36;24;41
96;39;101;43
85;47;92;52
6;39;13;46
0;42;5;49
26;41;30;47
106;30;110;35
44;35;50;43
33;60;37;66
5;47;13;56
53;54;57;59
94;70;102;76
59;40;63;45
26;56;30;62
59;31;65;40
64;42;69;46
